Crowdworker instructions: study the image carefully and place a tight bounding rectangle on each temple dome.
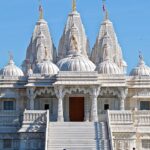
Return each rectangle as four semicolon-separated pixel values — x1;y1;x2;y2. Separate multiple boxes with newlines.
57;53;96;71
130;56;150;76
1;59;24;77
97;58;121;75
35;60;59;75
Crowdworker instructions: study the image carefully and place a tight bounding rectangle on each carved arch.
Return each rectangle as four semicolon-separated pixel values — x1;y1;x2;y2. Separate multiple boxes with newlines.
100;87;120;97
35;87;55;98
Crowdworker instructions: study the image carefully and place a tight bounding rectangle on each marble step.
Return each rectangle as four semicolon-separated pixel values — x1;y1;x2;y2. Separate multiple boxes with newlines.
48;134;108;139
47;122;111;150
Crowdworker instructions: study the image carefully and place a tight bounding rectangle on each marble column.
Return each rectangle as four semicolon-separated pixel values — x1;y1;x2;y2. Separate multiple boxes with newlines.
90;86;100;122
84;97;89;122
120;97;125;110
27;88;35;110
119;88;128;110
55;86;65;122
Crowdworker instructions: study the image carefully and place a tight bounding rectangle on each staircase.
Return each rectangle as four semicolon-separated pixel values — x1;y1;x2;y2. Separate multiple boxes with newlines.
47;122;111;150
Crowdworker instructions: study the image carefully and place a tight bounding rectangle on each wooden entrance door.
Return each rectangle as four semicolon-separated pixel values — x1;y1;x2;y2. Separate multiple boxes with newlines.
69;97;84;122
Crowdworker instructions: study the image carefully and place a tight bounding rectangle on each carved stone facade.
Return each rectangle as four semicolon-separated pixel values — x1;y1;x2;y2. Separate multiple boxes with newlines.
0;1;150;150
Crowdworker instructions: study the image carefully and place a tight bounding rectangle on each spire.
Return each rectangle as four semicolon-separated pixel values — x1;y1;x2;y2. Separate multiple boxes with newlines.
39;4;44;20
72;0;76;12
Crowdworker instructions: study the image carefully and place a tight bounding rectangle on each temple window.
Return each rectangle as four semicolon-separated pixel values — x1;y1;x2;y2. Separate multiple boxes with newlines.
44;104;50;110
3;139;12;149
104;104;109;110
140;101;150;110
142;140;150;149
3;101;14;110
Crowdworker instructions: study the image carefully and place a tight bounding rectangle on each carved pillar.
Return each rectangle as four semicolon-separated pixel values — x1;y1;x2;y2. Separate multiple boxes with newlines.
90;86;100;122
27;88;35;110
84;96;89;122
54;86;65;122
118;88;128;110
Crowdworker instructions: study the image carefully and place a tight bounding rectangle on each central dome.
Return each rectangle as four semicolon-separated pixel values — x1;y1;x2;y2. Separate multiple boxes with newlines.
57;54;96;71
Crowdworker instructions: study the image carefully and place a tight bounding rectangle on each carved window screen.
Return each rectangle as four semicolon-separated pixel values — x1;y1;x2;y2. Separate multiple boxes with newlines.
142;140;150;149
3;139;12;148
140;101;150;110
4;101;14;110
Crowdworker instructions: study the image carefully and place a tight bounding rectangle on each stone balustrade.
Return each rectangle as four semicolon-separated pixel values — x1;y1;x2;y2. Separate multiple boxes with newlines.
0;110;21;126
109;110;133;125
135;111;150;126
108;110;150;126
23;110;47;125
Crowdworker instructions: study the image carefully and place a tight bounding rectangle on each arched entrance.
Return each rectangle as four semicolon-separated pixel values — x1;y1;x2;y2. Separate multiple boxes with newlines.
69;97;84;121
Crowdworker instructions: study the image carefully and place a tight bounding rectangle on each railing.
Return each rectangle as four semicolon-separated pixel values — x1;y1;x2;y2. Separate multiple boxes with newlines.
107;110;114;150
23;110;47;124
109;110;133;125
108;110;150;126
134;111;150;126
45;110;49;150
107;110;150;150
0;110;21;127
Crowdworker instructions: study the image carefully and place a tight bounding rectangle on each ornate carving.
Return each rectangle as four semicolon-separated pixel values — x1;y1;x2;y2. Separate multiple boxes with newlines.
70;33;79;51
27;88;36;100
100;87;119;97
35;87;55;97
64;86;91;96
118;88;128;99
54;85;65;99
90;86;101;97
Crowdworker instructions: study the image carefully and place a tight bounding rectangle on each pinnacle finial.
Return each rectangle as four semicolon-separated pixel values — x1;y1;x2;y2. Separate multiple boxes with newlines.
39;4;44;20
72;0;76;12
8;51;14;65
139;51;144;61
102;0;109;20
105;10;109;20
9;51;13;61
138;51;145;66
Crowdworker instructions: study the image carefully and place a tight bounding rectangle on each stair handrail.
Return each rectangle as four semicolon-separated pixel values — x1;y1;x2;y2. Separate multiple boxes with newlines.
45;110;49;150
106;110;114;150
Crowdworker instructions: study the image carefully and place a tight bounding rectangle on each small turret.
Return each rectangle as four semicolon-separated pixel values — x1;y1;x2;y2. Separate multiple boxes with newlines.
1;53;24;77
130;52;150;76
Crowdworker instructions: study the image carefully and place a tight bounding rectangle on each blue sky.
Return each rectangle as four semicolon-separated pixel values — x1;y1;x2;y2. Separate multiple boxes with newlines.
0;0;150;73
